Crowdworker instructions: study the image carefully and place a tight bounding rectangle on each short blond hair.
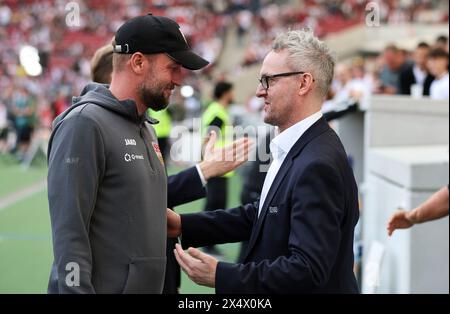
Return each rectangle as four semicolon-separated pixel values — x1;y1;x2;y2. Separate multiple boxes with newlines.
272;29;336;98
90;44;113;83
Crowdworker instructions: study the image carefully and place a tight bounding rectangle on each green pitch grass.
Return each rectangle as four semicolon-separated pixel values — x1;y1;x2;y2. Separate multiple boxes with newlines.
0;157;243;294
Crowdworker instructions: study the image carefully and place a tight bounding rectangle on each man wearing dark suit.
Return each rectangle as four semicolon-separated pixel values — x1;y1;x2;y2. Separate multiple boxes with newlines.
168;29;360;294
399;42;434;96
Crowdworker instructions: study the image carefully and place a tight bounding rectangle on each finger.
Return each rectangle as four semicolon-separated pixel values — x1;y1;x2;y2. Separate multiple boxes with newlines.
219;137;254;164
234;147;252;163
174;244;195;271
231;137;249;149
235;138;254;155
241;137;254;149
224;138;245;153
235;143;253;162
224;139;251;162
175;243;188;258
387;217;394;226
232;139;249;153
387;228;394;236
175;244;197;268
387;224;392;236
174;249;190;272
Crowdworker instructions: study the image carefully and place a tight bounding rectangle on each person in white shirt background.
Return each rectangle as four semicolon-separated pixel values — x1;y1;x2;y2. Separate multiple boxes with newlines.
428;48;449;100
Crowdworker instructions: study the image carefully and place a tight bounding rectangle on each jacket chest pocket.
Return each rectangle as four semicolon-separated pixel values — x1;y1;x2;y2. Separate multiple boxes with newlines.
263;202;290;229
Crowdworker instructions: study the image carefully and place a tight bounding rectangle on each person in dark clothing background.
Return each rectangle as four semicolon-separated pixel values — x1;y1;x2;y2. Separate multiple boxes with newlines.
201;81;235;257
399;42;435;96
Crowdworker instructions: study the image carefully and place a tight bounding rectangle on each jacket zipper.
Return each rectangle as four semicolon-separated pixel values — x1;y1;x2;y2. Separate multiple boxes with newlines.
139;123;156;173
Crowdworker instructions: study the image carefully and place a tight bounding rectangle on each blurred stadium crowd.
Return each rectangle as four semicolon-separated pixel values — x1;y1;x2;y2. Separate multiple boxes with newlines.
0;0;448;162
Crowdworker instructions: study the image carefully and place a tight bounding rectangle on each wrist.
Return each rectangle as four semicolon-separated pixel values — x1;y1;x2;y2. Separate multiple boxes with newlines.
177;213;182;237
198;162;213;181
407;209;419;225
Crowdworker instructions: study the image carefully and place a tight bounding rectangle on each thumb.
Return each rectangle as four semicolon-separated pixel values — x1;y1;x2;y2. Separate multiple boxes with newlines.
204;130;217;154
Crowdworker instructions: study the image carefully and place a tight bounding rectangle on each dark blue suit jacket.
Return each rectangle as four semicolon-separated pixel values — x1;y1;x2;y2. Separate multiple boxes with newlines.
167;166;205;208
165;166;206;294
181;117;360;294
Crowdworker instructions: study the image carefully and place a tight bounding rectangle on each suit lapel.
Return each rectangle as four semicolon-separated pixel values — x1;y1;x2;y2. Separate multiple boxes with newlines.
243;117;331;262
242;158;293;261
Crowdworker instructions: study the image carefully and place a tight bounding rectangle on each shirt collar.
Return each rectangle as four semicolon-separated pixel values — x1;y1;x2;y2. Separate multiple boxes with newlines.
436;72;449;81
270;111;323;160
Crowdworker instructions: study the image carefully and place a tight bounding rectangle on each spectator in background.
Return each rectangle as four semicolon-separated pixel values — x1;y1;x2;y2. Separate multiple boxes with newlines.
427;48;449;100
0;99;8;154
201;81;235;257
90;44;113;84
10;86;36;160
51;91;70;120
399;42;435;96
350;57;376;107
435;35;449;52
332;63;368;105
379;44;410;94
148;107;172;162
236;10;253;47
387;186;449;236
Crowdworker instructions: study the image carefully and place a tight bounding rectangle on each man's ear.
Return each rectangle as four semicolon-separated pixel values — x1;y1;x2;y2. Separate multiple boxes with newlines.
298;73;314;96
129;53;146;75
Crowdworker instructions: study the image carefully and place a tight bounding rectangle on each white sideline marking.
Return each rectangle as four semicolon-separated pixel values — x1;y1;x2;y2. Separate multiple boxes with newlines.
0;180;47;212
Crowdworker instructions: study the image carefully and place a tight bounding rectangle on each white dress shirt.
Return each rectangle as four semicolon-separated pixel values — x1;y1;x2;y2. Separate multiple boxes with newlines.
412;65;426;86
258;111;323;216
195;164;207;186
430;72;449;100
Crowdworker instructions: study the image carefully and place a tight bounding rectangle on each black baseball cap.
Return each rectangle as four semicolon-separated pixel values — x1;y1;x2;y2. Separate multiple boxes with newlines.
113;13;209;70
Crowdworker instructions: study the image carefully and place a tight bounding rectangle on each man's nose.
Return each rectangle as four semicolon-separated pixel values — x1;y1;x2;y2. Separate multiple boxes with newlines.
172;70;183;86
256;84;267;98
172;75;182;86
